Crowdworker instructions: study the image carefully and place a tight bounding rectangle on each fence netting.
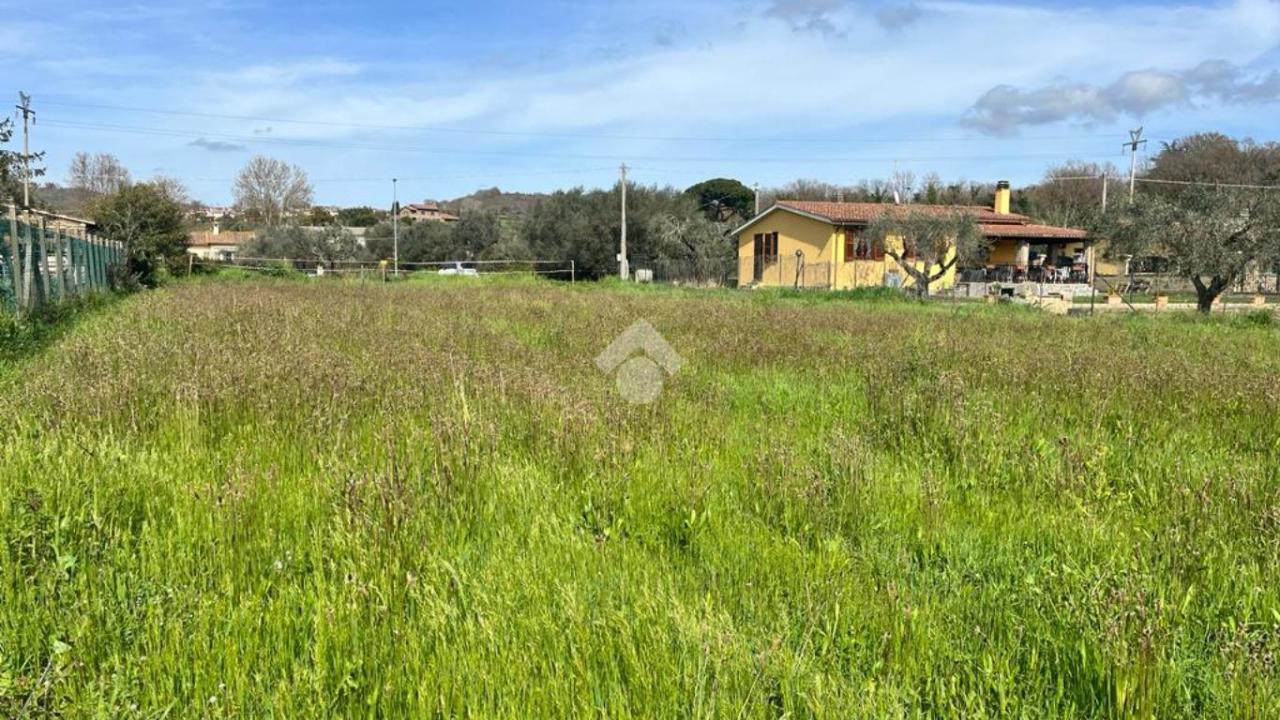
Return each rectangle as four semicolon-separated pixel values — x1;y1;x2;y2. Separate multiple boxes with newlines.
1;210;124;313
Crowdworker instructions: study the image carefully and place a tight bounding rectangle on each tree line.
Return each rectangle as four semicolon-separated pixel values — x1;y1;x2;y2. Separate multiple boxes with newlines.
242;183;735;279
4;127;1277;309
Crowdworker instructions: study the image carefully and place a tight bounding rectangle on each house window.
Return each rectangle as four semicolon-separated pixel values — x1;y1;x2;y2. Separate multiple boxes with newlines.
754;232;779;258
843;231;875;261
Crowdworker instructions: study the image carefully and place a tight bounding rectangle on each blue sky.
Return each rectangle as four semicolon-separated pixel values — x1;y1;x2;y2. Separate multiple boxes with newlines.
5;0;1280;206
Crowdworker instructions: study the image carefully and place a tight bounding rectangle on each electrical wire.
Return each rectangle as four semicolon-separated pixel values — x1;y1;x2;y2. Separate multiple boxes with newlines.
39;118;1117;165
1046;175;1280;191
37;98;1133;145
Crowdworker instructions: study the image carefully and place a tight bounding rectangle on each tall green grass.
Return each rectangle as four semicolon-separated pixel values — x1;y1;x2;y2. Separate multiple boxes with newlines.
1;278;1277;717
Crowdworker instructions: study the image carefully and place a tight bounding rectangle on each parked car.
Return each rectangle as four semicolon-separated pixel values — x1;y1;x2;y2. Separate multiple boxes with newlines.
438;262;478;277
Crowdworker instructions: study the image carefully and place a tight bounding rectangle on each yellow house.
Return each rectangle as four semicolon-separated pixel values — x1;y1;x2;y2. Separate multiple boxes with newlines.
734;181;1090;290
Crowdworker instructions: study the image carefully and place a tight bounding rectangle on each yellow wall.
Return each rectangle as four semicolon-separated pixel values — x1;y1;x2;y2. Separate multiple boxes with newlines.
988;240;1019;265
736;211;838;288
737;210;958;290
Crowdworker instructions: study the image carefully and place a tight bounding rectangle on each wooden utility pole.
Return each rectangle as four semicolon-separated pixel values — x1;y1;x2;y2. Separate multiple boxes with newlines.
619;163;629;281
15;93;34;209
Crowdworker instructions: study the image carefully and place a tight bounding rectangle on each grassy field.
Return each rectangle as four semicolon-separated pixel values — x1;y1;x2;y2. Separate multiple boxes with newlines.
2;277;1279;718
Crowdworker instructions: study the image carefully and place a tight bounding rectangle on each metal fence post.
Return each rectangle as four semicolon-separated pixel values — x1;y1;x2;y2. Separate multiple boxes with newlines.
53;223;66;299
6;205;21;310
87;233;97;289
34;218;48;306
22;218;35;308
70;230;80;293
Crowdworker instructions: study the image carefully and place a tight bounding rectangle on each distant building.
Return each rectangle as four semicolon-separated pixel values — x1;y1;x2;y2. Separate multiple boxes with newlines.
187;228;256;261
398;200;459;223
191;205;234;220
22;208;98;236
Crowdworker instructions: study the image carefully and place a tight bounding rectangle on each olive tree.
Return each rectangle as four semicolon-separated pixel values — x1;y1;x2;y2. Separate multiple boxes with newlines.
1100;133;1280;312
1103;188;1279;312
865;209;986;298
241;225;362;268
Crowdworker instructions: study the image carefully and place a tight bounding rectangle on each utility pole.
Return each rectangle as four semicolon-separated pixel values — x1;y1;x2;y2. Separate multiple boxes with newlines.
1124;127;1147;204
15;92;35;209
1100;173;1108;214
619;163;628;281
753;183;760;215
391;178;399;278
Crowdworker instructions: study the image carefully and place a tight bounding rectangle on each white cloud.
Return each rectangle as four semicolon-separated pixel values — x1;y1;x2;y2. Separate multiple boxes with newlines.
189;0;1276;142
963;60;1280;135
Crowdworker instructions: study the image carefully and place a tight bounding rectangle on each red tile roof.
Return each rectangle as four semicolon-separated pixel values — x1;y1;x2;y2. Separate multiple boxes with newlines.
762;200;1086;241
776;200;1029;225
978;223;1087;239
188;231;256;247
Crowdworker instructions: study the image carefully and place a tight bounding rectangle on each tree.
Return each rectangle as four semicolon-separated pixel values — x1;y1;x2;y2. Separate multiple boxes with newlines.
240;225;362;268
915;174;995;207
92;183;189;286
648;212;735;282
1146;133;1280;186
522;184;734;280
1;117;46;204
307;206;336;226
865;209;986;298
68;152;132;195
452;213;502;259
232;156;313;226
1099;133;1280;312
364;219;456;264
1103;189;1279;312
336;206;382;227
149;174;190;206
685;178;755;222
1024;161;1117;228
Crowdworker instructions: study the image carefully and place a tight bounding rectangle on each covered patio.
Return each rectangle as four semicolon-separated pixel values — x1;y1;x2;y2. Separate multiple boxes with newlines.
959;223;1093;285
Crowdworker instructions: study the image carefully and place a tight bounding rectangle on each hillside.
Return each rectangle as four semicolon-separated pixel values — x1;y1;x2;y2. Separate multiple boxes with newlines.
442;186;547;216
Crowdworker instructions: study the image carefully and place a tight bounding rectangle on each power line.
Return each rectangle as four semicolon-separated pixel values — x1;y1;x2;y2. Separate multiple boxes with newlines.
1133;177;1280;191
36;98;1134;145
179;166;620;185
39;117;1118;165
1047;175;1280;191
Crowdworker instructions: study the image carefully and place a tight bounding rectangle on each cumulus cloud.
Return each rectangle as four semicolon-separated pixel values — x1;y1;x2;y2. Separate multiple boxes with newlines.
963;59;1280;134
189;138;246;152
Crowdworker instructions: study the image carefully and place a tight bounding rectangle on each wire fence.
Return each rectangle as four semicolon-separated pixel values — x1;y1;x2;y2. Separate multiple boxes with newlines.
629;256;740;287
2;206;124;313
212;256;577;281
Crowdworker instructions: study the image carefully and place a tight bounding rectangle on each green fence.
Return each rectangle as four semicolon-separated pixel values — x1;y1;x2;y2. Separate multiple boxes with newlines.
1;207;123;313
